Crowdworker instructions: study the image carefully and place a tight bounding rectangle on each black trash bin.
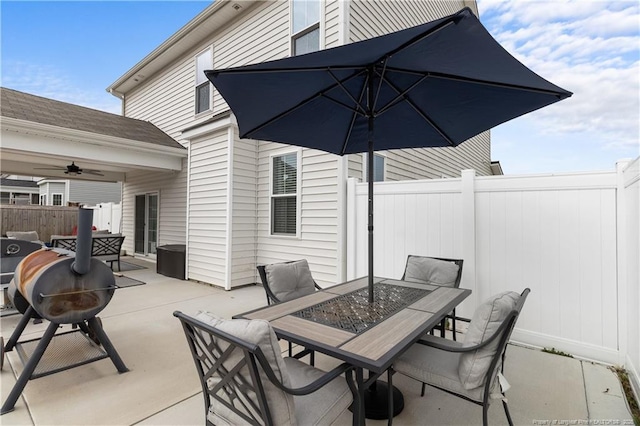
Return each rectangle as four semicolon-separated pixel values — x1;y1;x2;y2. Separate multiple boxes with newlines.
156;244;186;280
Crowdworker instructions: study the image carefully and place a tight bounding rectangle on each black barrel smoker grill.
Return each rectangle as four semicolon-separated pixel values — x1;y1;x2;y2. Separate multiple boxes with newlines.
1;209;128;415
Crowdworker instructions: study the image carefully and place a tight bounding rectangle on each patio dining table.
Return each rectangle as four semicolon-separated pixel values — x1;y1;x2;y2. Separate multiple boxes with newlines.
234;276;471;425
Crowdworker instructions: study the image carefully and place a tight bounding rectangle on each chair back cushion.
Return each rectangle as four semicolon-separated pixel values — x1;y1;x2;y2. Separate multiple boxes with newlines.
6;230;40;243
194;311;296;426
458;291;519;390
265;259;316;302
404;256;460;287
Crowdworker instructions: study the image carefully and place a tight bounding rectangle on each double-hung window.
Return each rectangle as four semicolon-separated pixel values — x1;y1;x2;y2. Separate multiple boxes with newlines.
52;193;63;206
195;48;213;114
271;152;298;235
291;0;320;55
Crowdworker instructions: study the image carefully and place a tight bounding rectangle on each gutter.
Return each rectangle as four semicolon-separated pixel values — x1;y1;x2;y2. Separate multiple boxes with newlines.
106;0;231;95
108;89;125;116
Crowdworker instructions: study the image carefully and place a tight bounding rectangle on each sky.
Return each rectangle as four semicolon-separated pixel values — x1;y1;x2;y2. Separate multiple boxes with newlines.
1;0;638;175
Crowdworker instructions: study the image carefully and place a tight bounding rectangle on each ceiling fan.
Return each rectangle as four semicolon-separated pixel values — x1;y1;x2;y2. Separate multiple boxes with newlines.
34;162;104;176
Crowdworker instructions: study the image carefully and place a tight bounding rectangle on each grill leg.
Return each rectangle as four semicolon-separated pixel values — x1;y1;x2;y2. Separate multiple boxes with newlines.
4;306;35;352
1;321;58;415
86;317;128;373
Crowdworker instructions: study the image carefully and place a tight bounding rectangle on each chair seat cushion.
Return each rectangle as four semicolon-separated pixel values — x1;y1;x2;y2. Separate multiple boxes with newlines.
395;336;484;402
265;259;316;302
404;257;460;287
284;357;353;425
195;311;296;426
458;291;519;390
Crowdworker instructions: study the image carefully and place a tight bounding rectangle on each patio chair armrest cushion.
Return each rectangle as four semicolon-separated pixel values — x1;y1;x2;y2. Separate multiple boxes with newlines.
458;291;519;390
416;334;467;352
265;259;316;302
194;311;296;426
404;257;460;287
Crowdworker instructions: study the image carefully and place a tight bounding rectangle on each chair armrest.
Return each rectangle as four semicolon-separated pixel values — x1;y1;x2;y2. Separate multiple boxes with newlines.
416;311;516;353
255;350;352;396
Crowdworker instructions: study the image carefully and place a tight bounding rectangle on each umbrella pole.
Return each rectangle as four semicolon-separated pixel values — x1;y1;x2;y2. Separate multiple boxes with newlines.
367;67;375;304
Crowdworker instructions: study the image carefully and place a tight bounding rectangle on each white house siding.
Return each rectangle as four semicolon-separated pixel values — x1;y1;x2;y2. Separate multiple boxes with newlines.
41;182;66;205
230;131;258;287
68;180;122;205
121;162;187;256
324;0;341;48
349;0;467;42
187;130;229;286
257;143;340;287
347;1;491;180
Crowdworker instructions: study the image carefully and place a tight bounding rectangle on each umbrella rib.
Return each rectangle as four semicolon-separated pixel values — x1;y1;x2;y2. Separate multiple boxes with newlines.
242;68;366;138
381;75;457;146
384;67;571;98
327;69;368;116
374;72;429;117
340;77;368;155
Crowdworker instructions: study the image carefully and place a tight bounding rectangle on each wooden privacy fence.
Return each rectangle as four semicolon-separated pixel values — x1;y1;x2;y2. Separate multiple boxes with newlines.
0;205;78;242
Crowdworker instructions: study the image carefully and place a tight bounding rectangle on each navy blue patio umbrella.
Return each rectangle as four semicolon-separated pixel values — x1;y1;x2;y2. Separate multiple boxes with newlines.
206;7;571;303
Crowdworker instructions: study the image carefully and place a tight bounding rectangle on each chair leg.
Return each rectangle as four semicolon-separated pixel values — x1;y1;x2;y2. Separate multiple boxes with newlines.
309;350;315;366
288;341;293;357
421;382;426;397
452;308;457;341
440;318;446;338
502;399;514;426
482;402;489;426
387;368;394;426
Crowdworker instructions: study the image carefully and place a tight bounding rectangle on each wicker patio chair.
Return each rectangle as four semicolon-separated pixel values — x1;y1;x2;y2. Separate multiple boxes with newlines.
392;288;530;426
402;255;464;340
174;311;355;426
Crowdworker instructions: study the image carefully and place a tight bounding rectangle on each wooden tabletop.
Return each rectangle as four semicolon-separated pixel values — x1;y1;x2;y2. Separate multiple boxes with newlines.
235;276;471;372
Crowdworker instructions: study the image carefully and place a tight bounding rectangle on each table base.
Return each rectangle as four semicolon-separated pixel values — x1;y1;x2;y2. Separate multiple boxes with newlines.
349;380;404;420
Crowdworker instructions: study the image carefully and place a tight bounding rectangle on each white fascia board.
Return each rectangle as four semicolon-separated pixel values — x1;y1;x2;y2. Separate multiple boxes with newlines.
181;113;237;140
1;118;186;171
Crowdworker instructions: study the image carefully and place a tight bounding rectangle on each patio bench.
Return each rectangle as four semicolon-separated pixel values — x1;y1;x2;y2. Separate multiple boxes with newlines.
50;234;125;271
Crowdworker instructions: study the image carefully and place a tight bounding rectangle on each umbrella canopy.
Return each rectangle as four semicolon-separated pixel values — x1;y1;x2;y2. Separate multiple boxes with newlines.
206;7;572;302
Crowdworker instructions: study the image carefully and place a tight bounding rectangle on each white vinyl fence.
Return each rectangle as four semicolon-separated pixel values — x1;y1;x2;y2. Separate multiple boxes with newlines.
87;202;122;234
347;158;639;393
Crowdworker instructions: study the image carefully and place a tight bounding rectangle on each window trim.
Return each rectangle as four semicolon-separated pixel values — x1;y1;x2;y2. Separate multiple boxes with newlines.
40;194;47;205
290;0;324;56
194;46;213;116
362;153;386;182
269;148;302;238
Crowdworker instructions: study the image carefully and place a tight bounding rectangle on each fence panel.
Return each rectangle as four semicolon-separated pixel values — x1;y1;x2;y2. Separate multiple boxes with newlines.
0;205;79;242
347;168;622;364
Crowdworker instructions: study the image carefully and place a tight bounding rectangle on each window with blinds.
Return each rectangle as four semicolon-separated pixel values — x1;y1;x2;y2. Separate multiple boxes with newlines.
195;48;212;114
271;152;298;235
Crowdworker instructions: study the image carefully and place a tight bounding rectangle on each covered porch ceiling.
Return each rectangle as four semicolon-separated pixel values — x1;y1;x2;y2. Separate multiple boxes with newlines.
1;88;187;182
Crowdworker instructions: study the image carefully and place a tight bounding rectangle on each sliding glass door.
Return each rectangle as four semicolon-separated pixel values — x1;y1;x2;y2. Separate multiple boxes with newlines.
134;192;158;256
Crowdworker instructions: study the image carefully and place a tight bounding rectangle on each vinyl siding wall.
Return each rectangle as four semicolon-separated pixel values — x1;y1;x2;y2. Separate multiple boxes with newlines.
346;0;492;180
187;130;229;286
121;162;188;256
68;180;122;205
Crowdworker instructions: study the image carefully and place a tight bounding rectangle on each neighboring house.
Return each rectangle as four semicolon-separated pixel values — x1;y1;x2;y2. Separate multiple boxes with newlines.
0;177;39;205
106;0;494;289
38;179;122;206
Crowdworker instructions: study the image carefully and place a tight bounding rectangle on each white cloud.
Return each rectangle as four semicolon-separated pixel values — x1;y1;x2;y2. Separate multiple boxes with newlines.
1;60;121;114
477;0;639;154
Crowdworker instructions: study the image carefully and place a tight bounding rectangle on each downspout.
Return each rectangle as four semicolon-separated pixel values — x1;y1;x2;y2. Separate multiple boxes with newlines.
108;88;126;116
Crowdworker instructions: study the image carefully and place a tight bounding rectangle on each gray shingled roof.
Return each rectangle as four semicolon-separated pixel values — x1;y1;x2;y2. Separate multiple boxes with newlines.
0;178;39;188
1;87;184;150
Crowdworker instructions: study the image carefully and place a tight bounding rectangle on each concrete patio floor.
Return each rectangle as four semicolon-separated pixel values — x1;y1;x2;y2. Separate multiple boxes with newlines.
0;257;634;425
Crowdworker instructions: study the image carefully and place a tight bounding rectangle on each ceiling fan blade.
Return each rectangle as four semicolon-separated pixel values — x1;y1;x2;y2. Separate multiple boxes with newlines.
82;170;104;176
34;166;65;171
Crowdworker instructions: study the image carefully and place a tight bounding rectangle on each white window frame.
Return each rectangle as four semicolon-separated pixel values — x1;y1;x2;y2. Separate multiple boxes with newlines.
269;148;302;238
362;153;386;182
40;194;47;205
290;0;324;56
194;47;213;116
52;193;63;206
